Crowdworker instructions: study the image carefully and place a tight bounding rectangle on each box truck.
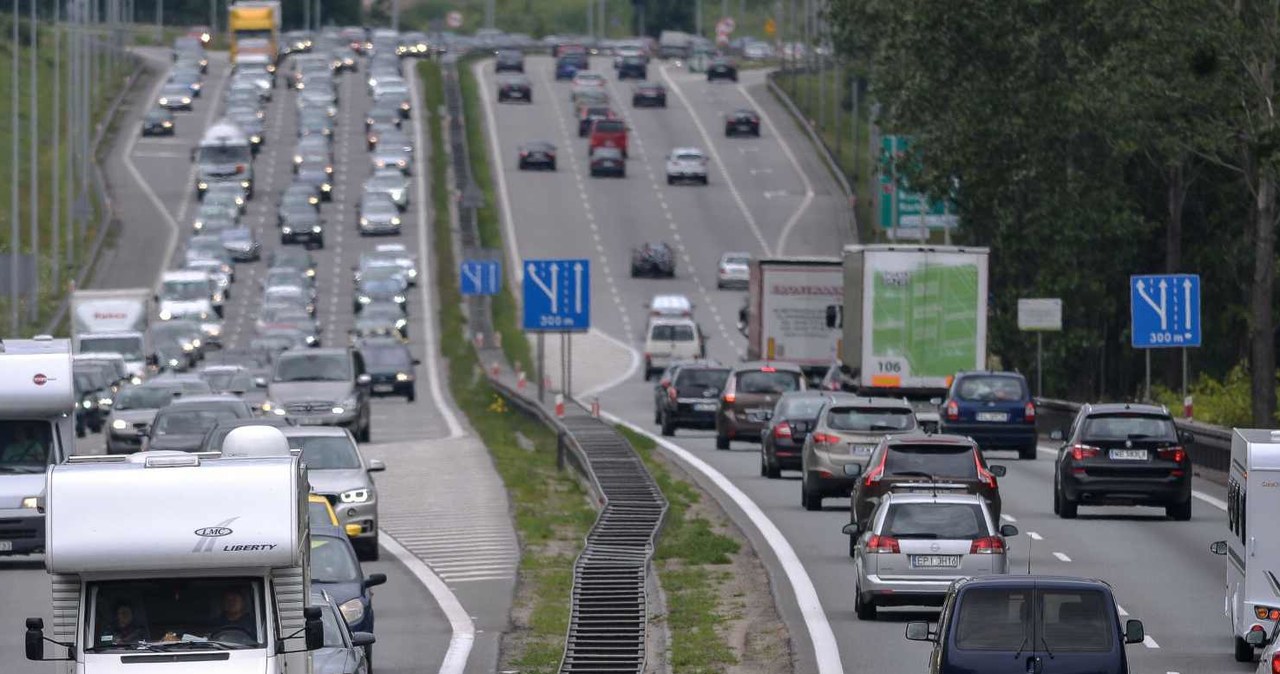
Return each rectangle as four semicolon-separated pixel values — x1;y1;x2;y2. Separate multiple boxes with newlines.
229;0;281;67
70;289;154;379
24;426;322;673
745;257;844;379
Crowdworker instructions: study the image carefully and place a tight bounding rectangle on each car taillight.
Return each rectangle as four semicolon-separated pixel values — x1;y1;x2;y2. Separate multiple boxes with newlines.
945;400;959;421
1024;401;1036;423
1255;606;1280;621
976;456;998;488
520;151;528;157
864;464;884;486
1071;444;1101;461
760;366;776;373
1158;446;1186;463
866;535;900;554
970;536;1005;554
723;393;736;404
773;423;792;439
1271;653;1280;674
812;432;840;446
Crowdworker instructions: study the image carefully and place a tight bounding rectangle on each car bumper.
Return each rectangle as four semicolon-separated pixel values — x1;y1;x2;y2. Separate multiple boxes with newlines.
324;495;379;540
359;221;402;234
667;402;719;428
720;415;767;442
283;230;324;243
106;431;144;454
369;379;413;397
591;165;625;176
717;274;749;288
634;96;665;106
860;572;977;605
1061;472;1190;505
285;409;360;427
766;438;805;468
940;422;1037;451
0;508;45;555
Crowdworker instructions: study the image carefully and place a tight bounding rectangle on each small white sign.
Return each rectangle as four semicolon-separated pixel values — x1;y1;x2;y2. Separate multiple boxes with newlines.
1018;298;1063;332
446;11;463;28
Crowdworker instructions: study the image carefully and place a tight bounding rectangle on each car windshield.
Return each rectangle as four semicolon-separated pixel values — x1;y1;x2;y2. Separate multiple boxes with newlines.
205;371;253;392
594;121;624;133
674;152;703;162
882;502;987;539
884;444;978;479
363;200;397;216
724;255;750;266
0;420;52;469
361;278;402;294
651;324;695;341
196;145;250;164
953;588;1031;651
368;176;402;190
311;536;361;583
114;386;177;410
827;407;916;431
161;279;209;301
153;322;200;340
736;370;802;394
274;354;351;382
86;577;265;651
362;345;412;369
153;407;244;436
294;435;361;469
1082;413;1178;442
956;376;1026;402
80;337;144;360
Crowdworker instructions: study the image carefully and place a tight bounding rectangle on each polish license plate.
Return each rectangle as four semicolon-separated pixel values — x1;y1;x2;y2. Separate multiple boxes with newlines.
911;555;959;568
0;540;14;552
509;90;524;97
976;412;1009;422
1109;449;1148;460
694;403;717;412
852;444;876;455
747;408;772;422
373;384;395;393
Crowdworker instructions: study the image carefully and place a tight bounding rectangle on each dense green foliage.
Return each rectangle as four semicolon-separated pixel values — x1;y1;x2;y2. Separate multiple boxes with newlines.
830;0;1280;422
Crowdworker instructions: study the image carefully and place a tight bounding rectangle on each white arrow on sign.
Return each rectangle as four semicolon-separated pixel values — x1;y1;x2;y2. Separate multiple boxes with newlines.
527;263;559;312
1183;277;1193;331
573;262;584;313
461;263;482;291
1136;278;1168;331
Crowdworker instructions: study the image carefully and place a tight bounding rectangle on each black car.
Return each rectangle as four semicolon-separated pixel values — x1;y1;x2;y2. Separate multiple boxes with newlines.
281;206;325;248
518;141;557;170
707;57;739;82
141;106;176;136
725;109;761;137
73;370;110;437
296;162;334;201
496;75;533;103
761;391;829;478
589;147;625;178
358;338;419;401
630;242;676;277
1053;402;1194;520
617;55;647;80
632;82;667;108
494;49;524;73
655;361;730;436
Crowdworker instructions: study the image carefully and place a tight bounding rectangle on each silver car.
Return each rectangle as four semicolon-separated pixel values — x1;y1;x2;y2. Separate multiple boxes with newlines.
281;426;385;560
716;252;751;289
844;491;1018;620
801;394;917;511
363;170;409;210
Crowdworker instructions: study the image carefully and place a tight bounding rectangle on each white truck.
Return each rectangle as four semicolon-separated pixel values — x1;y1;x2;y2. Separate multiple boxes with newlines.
745;257;844;380
71;289;154;379
0;336;75;557
24;425;323;673
833;245;990;427
1211;429;1280;662
195;120;255;200
158;269;226;346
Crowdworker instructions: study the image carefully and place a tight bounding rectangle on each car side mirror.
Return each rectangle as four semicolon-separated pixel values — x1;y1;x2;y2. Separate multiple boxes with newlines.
999;524;1018;537
350;631;376;648
842;463;863;478
1049;429;1064;441
988;464;1006;478
412;358;422;366
1180;430;1196;444
254;377;268;388
367;459;386;472
356;373;372;385
1124;619;1145;645
363;573;387;589
904;621;935;642
1210;540;1228;555
841;522;861;536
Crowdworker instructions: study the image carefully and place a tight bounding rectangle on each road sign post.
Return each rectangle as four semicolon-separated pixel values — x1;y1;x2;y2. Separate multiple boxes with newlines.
1017;298;1063;397
460;259;501;296
1130;274;1201;401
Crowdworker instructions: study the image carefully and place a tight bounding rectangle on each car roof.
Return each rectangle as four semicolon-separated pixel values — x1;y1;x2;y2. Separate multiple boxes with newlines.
1082;402;1170;416
279;347;348;358
731;361;804;373
280;425;352;438
648;316;697;327
886;432;976;446
825;393;914;409
954;370;1027;381
883;491;990;506
954;575;1115;591
163;394;247;407
671;147;705;155
672;360;726;370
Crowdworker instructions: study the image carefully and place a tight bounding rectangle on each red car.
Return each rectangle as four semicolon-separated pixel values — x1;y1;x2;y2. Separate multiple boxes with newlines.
588;119;628;158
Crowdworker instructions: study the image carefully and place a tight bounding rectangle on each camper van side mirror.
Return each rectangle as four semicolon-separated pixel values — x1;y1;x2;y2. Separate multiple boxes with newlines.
1124;619;1145;645
988;464;1007;478
25;617;72;661
1210;540;1228;555
304;606;324;651
363;573;387;589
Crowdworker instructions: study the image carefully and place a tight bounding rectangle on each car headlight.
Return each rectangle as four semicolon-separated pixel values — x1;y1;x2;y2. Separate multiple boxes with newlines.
395;372;412;382
331;406;346;415
192;221;204;231
400;102;410;110
21;497;39;510
205;324;222;337
393;294;406;304
182;343;194;352
358;295;372;304
250;135;262;144
81;399;93;409
281;226;293;234
324;165;334;174
311;225;323;233
407;268;417;278
294;155;303;164
321;183;331;192
111;419;128;431
99;397;113;407
305;335;317;344
159;310;173;320
338;598;365;625
395;318;407;328
212;292;224;303
197;182;208;190
191;338;201;348
360;217;369;226
306;269;316;278
241;180;251;189
130;376;142;385
390;217;401;225
158;97;168;105
167;358;180;367
182;97;191;104
162;121;173;128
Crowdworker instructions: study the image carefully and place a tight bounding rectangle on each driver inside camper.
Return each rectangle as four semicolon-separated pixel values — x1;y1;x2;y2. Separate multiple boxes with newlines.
0;422;48;464
99;600;151;645
161;587;257;642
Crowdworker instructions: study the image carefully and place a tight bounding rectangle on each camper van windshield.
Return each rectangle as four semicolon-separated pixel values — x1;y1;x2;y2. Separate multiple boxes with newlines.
80;337;143;360
87;577;265;651
0;420;52;470
197;144;251;165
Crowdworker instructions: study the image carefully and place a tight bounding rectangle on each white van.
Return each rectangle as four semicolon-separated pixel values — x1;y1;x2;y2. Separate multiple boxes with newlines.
642;317;705;380
1212;428;1280;662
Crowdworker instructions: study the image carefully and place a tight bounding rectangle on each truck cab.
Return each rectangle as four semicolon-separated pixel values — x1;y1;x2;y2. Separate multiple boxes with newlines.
195;121;255;200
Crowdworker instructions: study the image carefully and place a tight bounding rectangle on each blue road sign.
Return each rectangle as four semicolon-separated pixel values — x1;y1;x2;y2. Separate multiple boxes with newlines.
1130;274;1201;348
460;259;501;296
522;259;590;332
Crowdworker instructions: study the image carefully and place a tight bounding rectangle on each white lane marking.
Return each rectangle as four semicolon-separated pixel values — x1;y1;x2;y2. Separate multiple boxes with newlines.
599;411;844;674
1144;635;1160;649
1000;514;1017;523
408;59;466;439
1053;552;1072;563
1116;604;1129;617
380;532;476;674
736;81;816;254
658;64;772;256
1027;531;1043;541
473;60;524;284
131;150;192;159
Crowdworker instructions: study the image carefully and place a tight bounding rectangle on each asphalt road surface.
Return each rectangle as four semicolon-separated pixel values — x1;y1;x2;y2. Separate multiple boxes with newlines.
480;54;1242;674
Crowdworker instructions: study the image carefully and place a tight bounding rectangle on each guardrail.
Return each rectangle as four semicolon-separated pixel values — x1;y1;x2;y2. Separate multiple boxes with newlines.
1034;398;1233;473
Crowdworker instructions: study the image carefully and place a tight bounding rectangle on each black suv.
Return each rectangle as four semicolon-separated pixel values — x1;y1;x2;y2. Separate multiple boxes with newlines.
1052;402;1194;520
358;337;420;402
707;57;738;82
655;361;730;436
495;49;524;73
617;55;647;80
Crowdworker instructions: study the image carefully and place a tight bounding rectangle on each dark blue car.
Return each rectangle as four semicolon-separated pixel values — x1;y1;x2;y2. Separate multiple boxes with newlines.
906;575;1145;674
939;371;1038;459
555;55;584;80
310;528;386;657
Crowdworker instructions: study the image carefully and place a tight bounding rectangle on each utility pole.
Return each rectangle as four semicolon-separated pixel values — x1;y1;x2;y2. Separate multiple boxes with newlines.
586;0;593;39
65;0;76;270
485;0;494;30
28;0;38;323
599;0;605;38
391;0;398;31
315;0;321;30
52;0;60;293
10;0;20;333
696;0;702;37
155;0;162;47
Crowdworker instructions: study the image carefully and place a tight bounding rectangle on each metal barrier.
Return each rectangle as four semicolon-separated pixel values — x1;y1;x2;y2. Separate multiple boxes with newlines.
1035;398;1233;473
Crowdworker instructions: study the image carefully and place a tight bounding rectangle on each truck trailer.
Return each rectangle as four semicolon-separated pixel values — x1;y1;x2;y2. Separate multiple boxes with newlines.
228;0;281;67
745;256;844;379
70;289;154;378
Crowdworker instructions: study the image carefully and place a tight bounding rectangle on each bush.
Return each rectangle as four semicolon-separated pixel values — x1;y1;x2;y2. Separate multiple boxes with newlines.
1152;363;1280;426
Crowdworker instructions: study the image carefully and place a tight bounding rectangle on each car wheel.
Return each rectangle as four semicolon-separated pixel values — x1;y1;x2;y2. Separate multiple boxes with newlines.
550;160;557;171
701;176;709;185
667;175;674;185
854;589;877;620
803;478;822;511
1236;636;1255;662
356;535;380;561
1167;497;1192;521
1019;444;1037;460
660;413;675;437
407;387;416;403
1056;487;1077;519
763;453;781;479
715;433;730;450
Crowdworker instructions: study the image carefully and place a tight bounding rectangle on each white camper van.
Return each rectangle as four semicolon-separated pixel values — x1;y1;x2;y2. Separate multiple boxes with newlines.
25;426;322;673
1212;428;1280;662
0;337;75;556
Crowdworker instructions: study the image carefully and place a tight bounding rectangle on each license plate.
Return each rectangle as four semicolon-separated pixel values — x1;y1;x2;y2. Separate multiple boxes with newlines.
694;403;717;412
510;91;524;97
853;444;876;455
911;555;960;568
373;384;395;393
747;409;772;422
976;412;1009;422
0;541;11;552
1109;449;1148;460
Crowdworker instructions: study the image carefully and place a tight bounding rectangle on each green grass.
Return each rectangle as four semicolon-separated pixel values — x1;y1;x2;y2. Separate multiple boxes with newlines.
616;426;742;673
419;59;596;674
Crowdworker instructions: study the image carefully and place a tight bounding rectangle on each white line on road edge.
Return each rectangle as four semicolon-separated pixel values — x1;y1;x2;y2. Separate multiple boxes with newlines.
472;60;524;284
577;328;643;398
1053;551;1072;563
659;65;773;256
1000;514;1017;523
408;60;466;440
598;411;845;674
120;55;180;288
735;79;815;255
379;531;475;674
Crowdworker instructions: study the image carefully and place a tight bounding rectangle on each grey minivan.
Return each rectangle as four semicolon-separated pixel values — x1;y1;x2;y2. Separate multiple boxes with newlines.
263;348;373;442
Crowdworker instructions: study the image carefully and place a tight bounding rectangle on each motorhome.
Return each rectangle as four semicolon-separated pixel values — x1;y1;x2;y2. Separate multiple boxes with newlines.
25;426;321;673
195;121;255;200
0;337;76;557
1213;428;1280;662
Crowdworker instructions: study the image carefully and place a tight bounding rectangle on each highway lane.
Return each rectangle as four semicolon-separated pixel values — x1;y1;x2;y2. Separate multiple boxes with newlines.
483;54;1247;674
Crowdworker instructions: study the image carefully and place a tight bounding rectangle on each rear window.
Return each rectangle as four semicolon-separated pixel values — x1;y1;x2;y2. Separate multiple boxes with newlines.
882;503;986;539
675;368;729;389
826;407;915;432
651;324;695;341
955;375;1027;402
593;121;625;133
674;152;704;162
954;588;1031;650
736;370;802;394
884;444;977;479
1040;590;1114;652
1081;413;1176;442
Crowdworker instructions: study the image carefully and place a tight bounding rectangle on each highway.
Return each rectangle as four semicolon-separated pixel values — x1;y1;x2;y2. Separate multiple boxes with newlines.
479;55;1242;674
0;46;514;674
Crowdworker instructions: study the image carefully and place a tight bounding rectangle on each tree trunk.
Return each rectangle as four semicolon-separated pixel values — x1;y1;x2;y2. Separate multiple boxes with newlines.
1250;170;1277;426
1166;162;1185;273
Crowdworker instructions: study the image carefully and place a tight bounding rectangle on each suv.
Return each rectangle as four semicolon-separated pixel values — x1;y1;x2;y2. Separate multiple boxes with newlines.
761;391;830;478
940;371;1038;459
656;361;730;436
848;433;1006;525
263;348;374;442
589;119;628;157
283;425;386;560
617;55;647;79
847;492;1017;618
800;395;918;511
904;576;1145;673
715;362;807;449
1052;402;1193;520
642;317;705;381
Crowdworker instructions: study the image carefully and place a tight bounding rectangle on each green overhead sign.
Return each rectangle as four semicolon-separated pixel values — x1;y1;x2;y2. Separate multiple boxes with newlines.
878;135;959;231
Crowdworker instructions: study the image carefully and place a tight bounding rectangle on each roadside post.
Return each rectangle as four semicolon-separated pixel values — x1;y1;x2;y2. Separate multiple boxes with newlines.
1017;298;1062;397
1130;274;1201;402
